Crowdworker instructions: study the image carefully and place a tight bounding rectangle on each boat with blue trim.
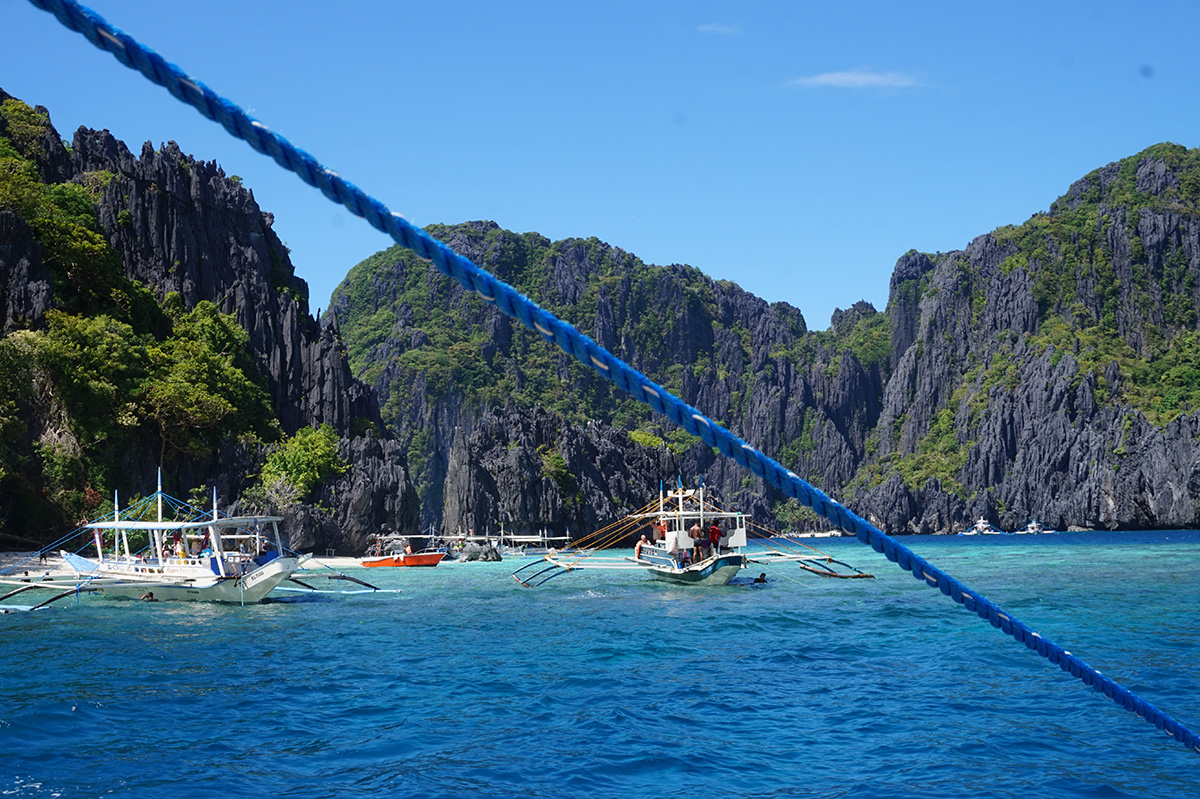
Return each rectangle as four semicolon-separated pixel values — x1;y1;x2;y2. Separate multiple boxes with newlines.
0;477;298;608
512;482;872;588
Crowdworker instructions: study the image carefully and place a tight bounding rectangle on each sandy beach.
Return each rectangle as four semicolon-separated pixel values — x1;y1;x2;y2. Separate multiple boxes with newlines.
0;551;72;578
298;555;364;571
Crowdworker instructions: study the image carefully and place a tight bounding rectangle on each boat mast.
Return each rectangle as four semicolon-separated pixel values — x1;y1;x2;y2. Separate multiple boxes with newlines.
110;489;127;560
676;476;684;533
211;487;226;577
148;487;164;563
114;491;120;561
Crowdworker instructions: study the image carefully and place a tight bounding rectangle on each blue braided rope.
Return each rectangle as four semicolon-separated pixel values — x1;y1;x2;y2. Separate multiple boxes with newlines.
26;0;1200;754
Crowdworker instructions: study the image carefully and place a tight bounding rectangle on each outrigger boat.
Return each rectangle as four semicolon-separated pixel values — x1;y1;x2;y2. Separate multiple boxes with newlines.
0;479;300;608
513;482;872;588
958;517;1005;536
432;525;568;560
1013;519;1055;535
497;527;572;558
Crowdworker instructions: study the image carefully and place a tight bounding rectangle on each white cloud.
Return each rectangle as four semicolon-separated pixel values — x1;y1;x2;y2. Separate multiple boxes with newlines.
789;67;921;89
697;23;744;36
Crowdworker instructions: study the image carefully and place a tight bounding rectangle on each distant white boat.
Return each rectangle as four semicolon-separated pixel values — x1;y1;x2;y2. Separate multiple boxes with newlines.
1013;519;1056;535
498;527;572;558
958;517;1004;536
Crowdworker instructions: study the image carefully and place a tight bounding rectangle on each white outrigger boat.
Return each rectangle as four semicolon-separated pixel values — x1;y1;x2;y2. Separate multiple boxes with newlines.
498;527;572;558
958;517;1005;535
432;525;570;560
512;482;872;587
1013;519;1056;535
0;479;300;608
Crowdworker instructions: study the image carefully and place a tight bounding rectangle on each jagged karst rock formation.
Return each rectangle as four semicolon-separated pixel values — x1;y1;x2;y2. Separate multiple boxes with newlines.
0;88;415;551
332;221;891;532
441;404;678;540
854;146;1200;531
335;146;1200;535
72;130;376;436
0;211;53;333
7;84;1199;541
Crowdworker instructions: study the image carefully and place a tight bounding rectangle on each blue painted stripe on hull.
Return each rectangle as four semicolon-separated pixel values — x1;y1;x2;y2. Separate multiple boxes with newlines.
646;555;745;586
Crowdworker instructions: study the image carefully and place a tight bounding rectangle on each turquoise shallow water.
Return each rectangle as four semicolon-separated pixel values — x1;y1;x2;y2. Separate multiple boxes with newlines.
2;530;1199;798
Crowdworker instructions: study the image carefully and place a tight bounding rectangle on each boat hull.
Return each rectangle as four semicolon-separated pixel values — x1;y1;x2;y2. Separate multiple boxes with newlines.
362;552;446;568
645;554;746;586
87;556;300;603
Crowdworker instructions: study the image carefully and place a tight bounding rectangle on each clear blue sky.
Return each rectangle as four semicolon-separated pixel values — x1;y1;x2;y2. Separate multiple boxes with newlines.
3;0;1198;328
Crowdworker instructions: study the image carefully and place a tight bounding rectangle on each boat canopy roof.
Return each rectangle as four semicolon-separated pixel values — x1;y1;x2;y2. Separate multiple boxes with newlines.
502;534;570;542
85;516;284;531
628;509;744;521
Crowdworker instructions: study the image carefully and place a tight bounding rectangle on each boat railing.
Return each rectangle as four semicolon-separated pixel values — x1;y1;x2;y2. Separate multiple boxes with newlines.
634;547;678;570
129;549;280;576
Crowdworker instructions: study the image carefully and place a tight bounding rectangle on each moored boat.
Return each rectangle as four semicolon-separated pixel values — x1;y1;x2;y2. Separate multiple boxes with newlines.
497;527;572;558
625;486;749;585
361;551;446;567
1;478;299;607
512;481;872;588
958;517;1004;535
362;529;445;567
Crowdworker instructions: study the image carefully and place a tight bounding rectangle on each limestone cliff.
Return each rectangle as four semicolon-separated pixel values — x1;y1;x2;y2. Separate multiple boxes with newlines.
10;82;1197;541
0;89;415;551
334;146;1200;534
333;222;890;533
858;145;1200;531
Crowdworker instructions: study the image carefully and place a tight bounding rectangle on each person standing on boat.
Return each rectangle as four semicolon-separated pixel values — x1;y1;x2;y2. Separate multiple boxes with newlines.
689;521;703;562
708;523;723;554
634;535;647;560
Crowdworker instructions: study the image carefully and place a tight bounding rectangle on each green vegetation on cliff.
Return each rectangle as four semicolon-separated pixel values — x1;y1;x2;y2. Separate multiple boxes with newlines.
876;143;1200;498
252;423;346;506
334;225;731;432
335;222;892;439
0;300;278;527
995;143;1200;425
1;100;162;325
0;99;279;532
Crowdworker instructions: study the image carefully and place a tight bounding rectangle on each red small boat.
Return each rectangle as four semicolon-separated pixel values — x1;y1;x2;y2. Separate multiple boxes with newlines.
361;551;446;568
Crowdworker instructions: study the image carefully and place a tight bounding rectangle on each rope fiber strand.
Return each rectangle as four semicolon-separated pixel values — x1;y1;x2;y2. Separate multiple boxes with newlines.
26;0;1200;755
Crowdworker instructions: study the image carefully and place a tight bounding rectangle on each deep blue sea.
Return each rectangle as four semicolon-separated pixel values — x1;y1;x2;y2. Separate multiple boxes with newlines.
3;530;1199;798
